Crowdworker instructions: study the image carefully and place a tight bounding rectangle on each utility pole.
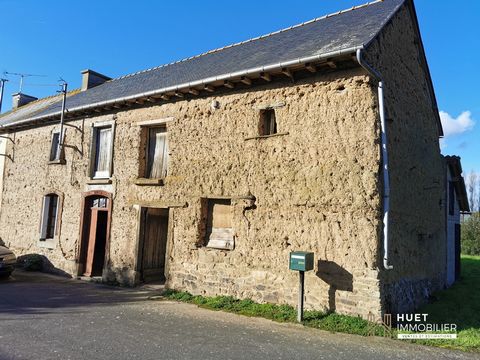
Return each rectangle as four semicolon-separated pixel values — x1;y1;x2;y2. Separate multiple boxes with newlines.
0;78;8;113
58;81;67;154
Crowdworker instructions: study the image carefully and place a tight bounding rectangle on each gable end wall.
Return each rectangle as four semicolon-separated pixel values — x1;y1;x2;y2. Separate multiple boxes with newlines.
365;2;446;315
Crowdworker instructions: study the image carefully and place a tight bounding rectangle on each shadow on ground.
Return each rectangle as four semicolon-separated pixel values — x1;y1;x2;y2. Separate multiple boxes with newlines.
0;269;157;316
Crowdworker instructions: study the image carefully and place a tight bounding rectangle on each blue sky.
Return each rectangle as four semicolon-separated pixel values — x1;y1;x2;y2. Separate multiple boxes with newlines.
0;0;478;173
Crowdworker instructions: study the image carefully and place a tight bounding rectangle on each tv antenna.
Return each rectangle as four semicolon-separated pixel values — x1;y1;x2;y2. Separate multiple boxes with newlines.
3;71;47;93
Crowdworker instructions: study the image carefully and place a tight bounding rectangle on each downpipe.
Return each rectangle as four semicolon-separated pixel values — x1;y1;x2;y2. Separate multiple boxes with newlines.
356;49;393;270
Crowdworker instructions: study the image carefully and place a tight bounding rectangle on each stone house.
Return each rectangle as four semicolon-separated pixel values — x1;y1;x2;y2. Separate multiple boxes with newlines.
0;0;448;318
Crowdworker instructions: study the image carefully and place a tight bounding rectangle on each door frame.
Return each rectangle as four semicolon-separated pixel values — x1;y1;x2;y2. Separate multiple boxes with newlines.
77;190;113;277
134;206;173;284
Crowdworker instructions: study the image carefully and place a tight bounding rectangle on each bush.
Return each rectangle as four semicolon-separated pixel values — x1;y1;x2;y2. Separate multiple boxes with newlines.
21;254;45;271
462;213;480;256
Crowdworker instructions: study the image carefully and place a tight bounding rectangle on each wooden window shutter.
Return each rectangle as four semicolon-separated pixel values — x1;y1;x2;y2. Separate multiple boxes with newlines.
206;199;234;250
49;132;60;161
46;195;59;239
39;196;51;240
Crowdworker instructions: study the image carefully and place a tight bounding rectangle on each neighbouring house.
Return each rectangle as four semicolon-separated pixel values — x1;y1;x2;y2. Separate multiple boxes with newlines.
444;156;470;286
0;0;447;318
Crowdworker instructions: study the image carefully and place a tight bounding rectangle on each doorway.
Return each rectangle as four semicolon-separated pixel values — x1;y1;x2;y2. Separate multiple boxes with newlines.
78;192;112;277
454;223;461;281
138;208;169;283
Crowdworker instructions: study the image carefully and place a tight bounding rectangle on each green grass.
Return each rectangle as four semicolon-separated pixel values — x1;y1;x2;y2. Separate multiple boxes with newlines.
162;256;480;352
412;255;480;352
163;290;385;337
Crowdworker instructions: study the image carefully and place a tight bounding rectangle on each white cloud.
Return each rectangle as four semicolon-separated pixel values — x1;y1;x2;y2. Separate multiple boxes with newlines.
440;110;475;137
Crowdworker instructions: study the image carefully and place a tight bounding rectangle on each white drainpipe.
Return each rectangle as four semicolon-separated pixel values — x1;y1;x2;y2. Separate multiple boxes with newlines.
356;49;393;270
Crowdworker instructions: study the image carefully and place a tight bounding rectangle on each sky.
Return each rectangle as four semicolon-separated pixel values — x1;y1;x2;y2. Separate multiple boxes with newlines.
0;0;478;174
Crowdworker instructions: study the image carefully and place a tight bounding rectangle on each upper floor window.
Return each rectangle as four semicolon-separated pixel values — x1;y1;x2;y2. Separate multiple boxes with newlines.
49;131;65;162
49;132;61;161
90;124;114;179
146;126;168;179
259;109;277;136
40;194;59;240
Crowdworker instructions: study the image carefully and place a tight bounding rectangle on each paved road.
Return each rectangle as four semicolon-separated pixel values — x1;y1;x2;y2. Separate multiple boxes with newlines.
0;271;477;360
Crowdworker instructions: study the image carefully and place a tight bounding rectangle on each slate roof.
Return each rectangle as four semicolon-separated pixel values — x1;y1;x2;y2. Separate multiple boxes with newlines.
445;156;470;212
0;0;405;129
0;91;79;127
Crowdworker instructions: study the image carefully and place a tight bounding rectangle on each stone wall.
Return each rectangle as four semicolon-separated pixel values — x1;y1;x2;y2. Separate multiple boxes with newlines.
0;68;384;318
365;3;446;315
0;137;5;228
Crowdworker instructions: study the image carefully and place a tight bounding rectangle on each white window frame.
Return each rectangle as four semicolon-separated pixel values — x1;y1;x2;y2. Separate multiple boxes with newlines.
145;126;168;179
89;120;115;179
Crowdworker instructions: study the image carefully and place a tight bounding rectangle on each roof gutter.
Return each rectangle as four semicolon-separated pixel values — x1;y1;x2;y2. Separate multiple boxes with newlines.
0;46;363;131
356;48;393;271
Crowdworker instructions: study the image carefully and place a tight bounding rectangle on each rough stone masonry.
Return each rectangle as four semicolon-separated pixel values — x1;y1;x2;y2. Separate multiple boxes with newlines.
0;0;445;319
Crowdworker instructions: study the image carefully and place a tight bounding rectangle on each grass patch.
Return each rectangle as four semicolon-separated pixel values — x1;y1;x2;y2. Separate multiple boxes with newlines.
412;255;480;352
163;256;480;352
163;289;384;336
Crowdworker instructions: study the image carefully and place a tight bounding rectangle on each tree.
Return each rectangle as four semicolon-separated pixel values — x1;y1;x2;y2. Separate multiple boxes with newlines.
462;213;480;255
466;171;479;212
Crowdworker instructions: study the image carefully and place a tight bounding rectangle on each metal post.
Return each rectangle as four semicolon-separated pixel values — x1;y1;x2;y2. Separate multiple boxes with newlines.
0;78;8;114
58;82;67;153
298;270;305;322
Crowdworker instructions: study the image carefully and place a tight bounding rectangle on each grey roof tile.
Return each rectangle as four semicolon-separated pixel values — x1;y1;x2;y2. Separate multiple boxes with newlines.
0;0;404;128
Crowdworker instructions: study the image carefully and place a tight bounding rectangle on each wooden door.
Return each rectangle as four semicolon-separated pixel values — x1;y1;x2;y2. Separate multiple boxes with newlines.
141;208;169;282
455;224;461;281
83;200;109;277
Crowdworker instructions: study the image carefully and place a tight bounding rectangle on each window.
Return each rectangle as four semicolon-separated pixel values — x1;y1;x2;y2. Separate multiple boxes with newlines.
91;125;113;179
40;194;59;240
205;199;234;250
146;127;168;179
259;109;277;136
49;132;61;161
449;181;455;216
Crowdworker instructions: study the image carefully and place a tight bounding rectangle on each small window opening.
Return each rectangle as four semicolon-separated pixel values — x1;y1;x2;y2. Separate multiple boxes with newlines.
49;132;61;161
259;109;277;136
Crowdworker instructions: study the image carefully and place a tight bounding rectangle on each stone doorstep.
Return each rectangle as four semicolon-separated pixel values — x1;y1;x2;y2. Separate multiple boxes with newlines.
77;276;103;284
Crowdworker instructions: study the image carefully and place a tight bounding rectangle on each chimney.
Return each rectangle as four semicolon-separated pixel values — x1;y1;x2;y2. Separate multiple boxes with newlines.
12;92;38;109
81;69;111;91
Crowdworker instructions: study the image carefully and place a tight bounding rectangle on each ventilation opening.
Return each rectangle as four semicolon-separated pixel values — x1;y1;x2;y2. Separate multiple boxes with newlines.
259;109;277;136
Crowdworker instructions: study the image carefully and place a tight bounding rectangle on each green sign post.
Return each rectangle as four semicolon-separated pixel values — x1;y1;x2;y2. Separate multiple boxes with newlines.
289;251;314;322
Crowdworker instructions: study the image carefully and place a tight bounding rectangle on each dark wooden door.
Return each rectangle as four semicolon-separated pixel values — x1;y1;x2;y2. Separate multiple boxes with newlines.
141;208;169;282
